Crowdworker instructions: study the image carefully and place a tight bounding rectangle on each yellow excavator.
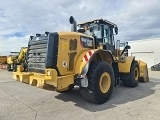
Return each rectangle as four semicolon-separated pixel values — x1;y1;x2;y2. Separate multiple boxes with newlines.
7;47;27;71
13;16;149;104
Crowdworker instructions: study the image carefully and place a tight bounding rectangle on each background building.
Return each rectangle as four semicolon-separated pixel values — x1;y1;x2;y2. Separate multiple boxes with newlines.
128;38;160;68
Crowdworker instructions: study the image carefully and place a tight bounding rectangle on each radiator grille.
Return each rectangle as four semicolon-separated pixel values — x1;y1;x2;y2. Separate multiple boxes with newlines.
27;35;48;73
69;39;77;50
69;52;77;71
68;39;77;71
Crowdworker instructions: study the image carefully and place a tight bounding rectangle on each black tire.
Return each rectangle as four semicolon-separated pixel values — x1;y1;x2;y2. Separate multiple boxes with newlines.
123;61;139;87
80;61;114;104
7;64;12;71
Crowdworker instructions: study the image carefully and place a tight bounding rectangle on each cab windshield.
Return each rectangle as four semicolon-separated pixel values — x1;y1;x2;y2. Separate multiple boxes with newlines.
84;24;102;39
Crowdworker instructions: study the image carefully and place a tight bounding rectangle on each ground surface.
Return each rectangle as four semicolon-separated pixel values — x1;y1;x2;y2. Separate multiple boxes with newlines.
0;69;160;120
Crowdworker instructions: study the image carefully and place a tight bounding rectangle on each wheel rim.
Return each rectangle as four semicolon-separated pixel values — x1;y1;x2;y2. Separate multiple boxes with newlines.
99;72;111;93
134;67;139;80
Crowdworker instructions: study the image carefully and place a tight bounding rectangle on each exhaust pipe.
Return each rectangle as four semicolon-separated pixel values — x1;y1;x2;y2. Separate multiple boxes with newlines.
69;16;77;32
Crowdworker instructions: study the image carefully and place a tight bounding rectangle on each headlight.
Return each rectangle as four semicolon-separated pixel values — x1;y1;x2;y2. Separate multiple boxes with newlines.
80;37;93;48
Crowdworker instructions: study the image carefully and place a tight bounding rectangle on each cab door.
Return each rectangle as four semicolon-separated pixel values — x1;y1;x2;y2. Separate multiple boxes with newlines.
102;25;115;53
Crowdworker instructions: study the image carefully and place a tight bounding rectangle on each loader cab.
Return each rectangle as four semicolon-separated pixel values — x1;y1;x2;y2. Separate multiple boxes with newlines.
78;19;118;53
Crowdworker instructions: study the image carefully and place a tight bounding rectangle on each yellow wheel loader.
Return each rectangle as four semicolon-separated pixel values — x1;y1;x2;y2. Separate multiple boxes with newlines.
7;47;27;71
0;56;7;64
13;16;149;104
7;52;19;71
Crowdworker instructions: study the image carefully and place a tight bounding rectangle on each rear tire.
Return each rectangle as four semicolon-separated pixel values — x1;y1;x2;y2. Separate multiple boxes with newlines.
123;61;139;87
80;61;114;104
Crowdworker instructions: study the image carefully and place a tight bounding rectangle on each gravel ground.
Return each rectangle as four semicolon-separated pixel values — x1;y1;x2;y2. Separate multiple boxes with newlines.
0;69;160;120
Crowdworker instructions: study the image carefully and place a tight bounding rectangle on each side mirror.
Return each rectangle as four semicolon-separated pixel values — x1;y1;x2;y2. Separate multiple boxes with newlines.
115;27;118;35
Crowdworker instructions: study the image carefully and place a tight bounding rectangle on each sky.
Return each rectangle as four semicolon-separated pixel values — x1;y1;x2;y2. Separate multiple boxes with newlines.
0;0;160;55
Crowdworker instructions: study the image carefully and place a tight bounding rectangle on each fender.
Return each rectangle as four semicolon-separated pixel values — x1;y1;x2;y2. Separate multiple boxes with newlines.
75;49;114;75
118;56;135;73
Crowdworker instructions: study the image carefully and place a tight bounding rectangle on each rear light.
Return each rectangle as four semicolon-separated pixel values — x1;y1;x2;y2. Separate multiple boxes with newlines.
45;32;49;36
47;71;51;76
80;36;93;48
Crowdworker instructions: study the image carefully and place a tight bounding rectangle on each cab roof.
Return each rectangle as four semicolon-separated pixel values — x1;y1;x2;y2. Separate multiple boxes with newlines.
78;18;117;27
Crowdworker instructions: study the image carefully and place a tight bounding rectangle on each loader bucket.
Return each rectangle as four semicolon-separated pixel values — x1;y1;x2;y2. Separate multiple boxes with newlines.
137;60;149;82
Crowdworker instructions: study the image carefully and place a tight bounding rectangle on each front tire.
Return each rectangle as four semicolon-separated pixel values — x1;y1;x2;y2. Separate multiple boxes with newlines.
80;61;114;104
123;61;139;87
